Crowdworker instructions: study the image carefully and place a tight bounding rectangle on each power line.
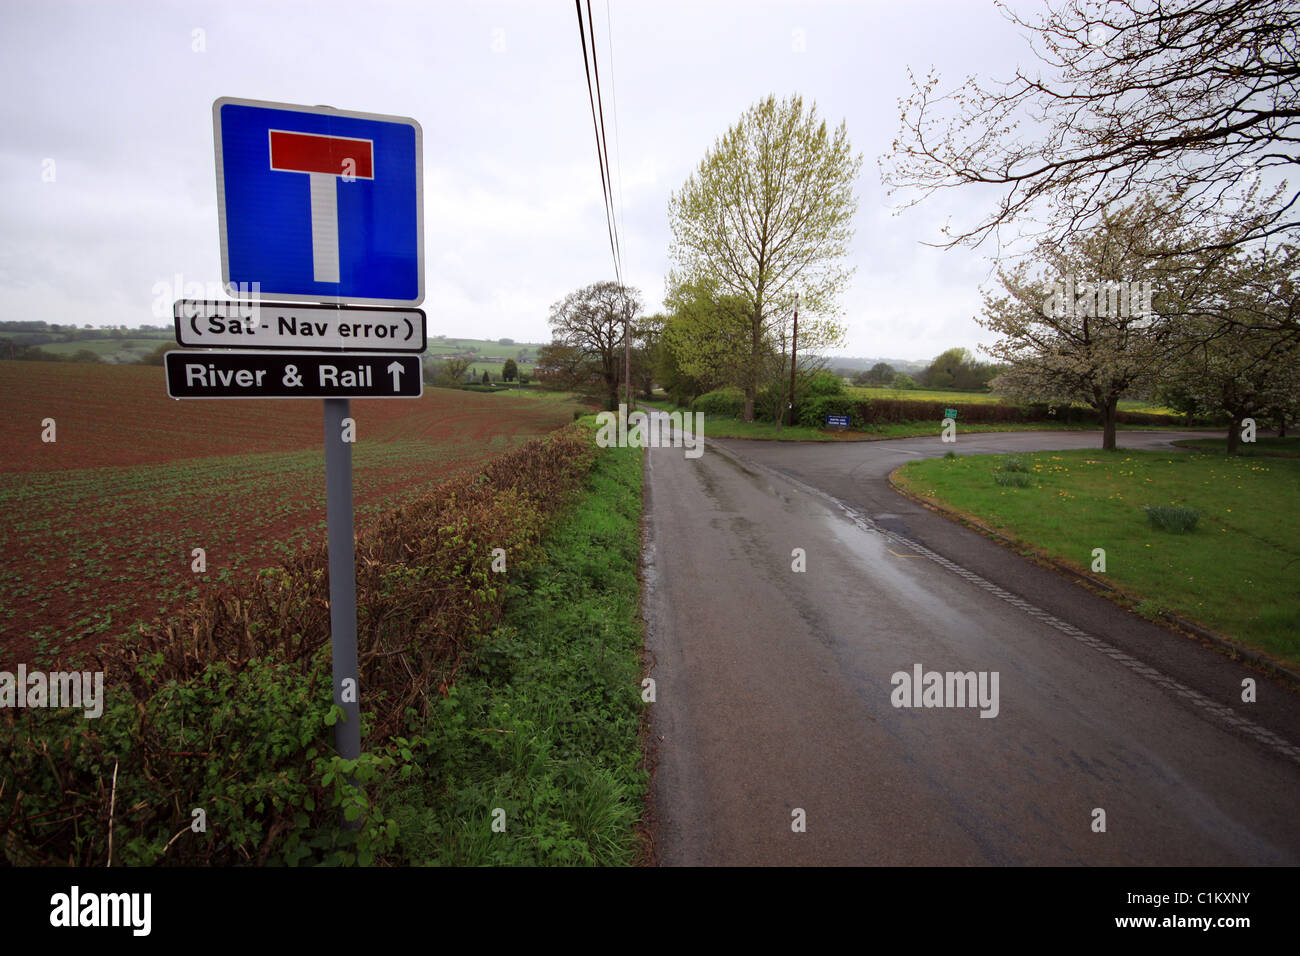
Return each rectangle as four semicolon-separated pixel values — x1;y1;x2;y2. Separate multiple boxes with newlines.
586;0;622;283
604;0;627;268
574;0;622;287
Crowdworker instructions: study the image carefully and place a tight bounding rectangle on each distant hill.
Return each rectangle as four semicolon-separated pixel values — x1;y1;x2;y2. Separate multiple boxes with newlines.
818;356;930;375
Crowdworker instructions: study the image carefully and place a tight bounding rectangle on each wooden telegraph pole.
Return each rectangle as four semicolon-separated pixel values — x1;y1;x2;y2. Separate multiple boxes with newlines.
787;293;800;427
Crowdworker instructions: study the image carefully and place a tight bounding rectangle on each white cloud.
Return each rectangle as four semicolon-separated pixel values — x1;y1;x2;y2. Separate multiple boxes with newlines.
1;0;1043;353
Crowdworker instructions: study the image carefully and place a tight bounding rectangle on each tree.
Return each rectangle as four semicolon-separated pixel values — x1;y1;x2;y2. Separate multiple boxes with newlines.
981;197;1189;450
481;369;491;385
139;342;169;366
435;356;471;387
502;358;518;382
1158;243;1300;452
662;276;758;400
883;0;1299;257
921;348;970;389
668;93;862;420
866;362;894;386
890;372;916;390
547;281;641;409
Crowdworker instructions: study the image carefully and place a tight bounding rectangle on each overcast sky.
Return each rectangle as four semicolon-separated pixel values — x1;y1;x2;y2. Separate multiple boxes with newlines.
2;0;1048;362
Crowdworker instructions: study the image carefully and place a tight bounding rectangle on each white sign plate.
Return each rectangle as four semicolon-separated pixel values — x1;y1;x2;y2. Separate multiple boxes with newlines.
174;300;426;353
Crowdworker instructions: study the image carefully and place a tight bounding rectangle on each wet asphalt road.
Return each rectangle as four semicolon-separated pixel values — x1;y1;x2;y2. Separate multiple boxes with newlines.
642;429;1300;865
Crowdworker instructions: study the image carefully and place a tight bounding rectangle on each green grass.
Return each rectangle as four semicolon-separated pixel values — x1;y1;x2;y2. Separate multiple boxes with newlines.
380;439;647;865
1171;436;1300;458
893;449;1300;666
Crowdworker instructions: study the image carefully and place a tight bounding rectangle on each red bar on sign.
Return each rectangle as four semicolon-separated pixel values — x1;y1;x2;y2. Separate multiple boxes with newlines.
269;130;374;179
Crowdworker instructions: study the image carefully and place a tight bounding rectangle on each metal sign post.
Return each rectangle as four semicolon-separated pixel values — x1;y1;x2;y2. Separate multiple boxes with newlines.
165;97;427;829
323;395;361;783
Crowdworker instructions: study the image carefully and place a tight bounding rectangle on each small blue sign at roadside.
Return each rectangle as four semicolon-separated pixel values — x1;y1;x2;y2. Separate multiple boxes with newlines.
825;414;851;428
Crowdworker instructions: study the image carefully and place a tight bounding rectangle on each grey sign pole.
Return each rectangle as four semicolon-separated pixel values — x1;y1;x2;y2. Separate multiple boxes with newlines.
323;394;361;826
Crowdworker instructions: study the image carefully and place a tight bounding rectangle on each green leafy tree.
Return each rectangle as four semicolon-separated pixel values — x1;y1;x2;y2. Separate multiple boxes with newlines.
866;362;894;385
662;276;757;400
668;93;862;420
502;358;518;382
435;356;471;388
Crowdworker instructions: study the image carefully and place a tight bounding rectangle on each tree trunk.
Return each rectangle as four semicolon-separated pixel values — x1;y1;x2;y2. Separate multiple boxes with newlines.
1100;397;1119;451
1227;415;1242;455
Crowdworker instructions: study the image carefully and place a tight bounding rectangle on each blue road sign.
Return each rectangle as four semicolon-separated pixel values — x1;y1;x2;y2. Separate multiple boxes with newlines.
213;97;424;306
825;414;851;428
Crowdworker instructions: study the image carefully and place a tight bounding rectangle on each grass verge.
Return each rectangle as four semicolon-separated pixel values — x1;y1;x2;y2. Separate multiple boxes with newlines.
380;440;647;865
893;449;1300;668
1171;436;1300;458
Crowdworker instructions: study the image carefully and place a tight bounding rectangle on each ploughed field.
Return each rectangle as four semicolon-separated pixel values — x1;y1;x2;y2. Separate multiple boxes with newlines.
0;361;586;666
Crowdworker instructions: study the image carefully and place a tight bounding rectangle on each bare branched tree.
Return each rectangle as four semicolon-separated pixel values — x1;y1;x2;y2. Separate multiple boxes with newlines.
882;0;1300;256
546;280;642;410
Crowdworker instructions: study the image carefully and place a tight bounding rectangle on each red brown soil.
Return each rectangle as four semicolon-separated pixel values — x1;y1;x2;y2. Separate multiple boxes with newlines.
0;360;594;667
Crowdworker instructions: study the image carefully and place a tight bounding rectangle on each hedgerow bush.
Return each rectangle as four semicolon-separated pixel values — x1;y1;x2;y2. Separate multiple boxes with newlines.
798;395;864;428
853;397;1196;427
691;388;746;419
0;424;600;866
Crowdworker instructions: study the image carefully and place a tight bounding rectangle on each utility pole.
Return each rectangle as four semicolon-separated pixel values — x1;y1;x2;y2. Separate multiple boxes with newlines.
788;293;800;427
624;292;632;410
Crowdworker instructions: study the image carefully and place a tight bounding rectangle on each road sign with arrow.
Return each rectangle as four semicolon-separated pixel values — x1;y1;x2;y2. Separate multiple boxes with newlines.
164;350;422;399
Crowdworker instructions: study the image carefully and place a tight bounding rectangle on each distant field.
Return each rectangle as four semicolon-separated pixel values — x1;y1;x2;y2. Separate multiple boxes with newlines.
845;386;1175;415
0;360;586;665
38;337;168;360
428;337;542;358
465;360;536;379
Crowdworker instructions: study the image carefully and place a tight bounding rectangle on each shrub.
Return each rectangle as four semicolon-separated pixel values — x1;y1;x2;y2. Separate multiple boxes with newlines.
798;394;863;428
1000;454;1032;472
691;388;746;419
993;470;1032;487
1144;504;1200;533
0;424;601;866
805;370;844;397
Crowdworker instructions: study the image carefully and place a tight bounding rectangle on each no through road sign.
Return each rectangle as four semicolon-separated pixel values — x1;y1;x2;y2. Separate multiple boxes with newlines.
213;97;423;305
164;351;423;399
